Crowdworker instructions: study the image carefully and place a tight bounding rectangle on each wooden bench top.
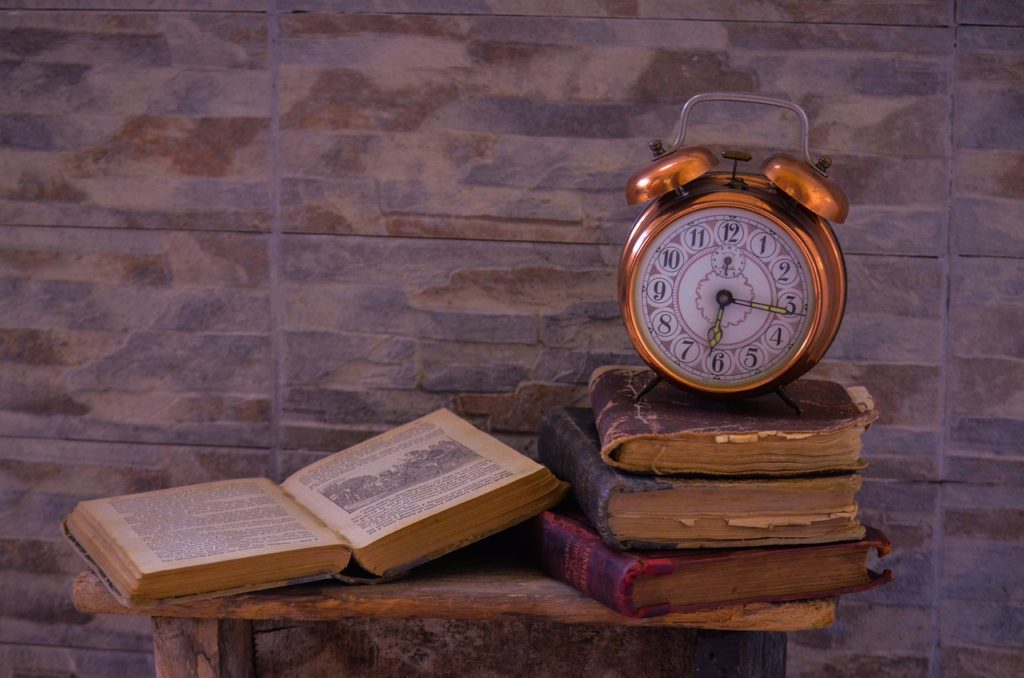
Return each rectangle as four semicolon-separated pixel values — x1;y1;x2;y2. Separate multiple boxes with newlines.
72;542;836;631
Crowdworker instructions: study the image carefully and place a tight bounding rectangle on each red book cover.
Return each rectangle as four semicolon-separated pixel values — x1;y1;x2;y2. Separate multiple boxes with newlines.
529;510;892;618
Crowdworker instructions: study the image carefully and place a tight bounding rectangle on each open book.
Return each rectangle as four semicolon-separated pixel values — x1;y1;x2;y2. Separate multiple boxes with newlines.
63;409;568;608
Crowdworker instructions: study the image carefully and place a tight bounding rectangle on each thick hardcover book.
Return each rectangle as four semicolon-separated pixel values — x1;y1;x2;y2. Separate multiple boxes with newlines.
63;409;566;608
537;407;865;549
589;366;878;476
530;510;892;618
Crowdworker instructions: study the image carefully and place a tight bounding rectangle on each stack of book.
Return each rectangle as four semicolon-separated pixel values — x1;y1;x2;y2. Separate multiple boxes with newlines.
532;365;892;619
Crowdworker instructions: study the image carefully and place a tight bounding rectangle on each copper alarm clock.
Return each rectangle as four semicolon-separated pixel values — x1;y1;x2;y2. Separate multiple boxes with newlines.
619;93;848;410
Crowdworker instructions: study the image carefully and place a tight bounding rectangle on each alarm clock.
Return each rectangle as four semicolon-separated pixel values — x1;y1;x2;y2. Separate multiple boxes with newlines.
618;93;848;410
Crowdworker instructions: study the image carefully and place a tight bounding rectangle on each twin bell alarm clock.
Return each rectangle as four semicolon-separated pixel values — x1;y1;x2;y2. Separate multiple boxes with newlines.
618;93;849;410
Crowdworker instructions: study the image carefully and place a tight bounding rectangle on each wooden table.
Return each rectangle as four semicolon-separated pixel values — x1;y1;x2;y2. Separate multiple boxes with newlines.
72;539;833;677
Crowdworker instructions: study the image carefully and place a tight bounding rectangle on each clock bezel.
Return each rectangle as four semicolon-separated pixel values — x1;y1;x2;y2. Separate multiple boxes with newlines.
618;172;846;398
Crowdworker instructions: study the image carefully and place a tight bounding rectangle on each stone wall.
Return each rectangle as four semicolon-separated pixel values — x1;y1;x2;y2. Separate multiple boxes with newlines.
1;2;1021;676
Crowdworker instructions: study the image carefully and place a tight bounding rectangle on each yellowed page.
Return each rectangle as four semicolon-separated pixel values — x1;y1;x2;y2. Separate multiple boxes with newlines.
79;478;344;574
282;409;544;549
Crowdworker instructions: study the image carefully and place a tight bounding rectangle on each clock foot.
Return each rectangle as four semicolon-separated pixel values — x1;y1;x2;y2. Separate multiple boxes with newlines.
633;372;663;403
776;385;802;415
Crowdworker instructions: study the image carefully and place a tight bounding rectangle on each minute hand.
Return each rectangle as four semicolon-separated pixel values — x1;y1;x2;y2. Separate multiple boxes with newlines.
732;298;801;316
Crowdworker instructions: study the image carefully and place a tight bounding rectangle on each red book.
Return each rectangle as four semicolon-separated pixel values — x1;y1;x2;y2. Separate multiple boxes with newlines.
530;510;892;619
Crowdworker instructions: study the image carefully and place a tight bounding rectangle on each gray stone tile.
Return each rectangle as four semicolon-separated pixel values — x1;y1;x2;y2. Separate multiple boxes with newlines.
284;386;450;430
952;26;1024;255
279;237;617;384
0;227;272;447
727;23;949;53
860;426;941;482
0;644;153;678
939;599;1024;648
789;601;933;677
276;14;952;254
941;483;1024;603
418;340;538;393
829;255;945;364
0;11;271;233
788;652;930;678
0;437;271;531
856;480;938;606
5;0;265;9
280;425;385;457
282;0;951;25
948;257;1024;456
944;452;1024;486
0;436;268;649
813;362;943;429
957;1;1024;27
941;530;1024;602
951;197;1024;258
285;331;417;391
942;646;1024;678
456;381;589;434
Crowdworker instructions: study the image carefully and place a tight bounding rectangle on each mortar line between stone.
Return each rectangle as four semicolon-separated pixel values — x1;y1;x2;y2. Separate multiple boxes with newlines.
0;432;271;452
0;640;152;655
270;9;953;29
254;228;954;257
0;7;958;29
930;7;959;676
268;1;284;483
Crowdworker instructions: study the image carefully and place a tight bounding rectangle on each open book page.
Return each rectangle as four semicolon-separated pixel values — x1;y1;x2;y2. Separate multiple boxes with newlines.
78;478;344;574
281;409;544;549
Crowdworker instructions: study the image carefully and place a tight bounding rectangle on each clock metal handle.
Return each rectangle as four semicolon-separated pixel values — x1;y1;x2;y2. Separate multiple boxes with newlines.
669;92;818;172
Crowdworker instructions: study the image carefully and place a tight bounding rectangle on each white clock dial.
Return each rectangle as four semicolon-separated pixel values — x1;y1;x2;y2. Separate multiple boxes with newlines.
634;206;815;387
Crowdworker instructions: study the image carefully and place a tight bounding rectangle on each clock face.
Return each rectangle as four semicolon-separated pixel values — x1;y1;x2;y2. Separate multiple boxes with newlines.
633;206;816;388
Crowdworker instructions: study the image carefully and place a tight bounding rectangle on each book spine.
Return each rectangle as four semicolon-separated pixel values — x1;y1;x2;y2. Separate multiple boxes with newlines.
537;411;627;549
587;366;628;458
530;512;649;617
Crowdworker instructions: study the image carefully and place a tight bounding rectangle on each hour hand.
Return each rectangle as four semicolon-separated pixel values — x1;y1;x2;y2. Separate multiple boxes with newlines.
732;298;797;316
708;304;724;348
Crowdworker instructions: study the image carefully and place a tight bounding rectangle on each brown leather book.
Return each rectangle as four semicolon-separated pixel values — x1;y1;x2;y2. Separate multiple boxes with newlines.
538;408;866;550
530;510;892;618
589;366;878;476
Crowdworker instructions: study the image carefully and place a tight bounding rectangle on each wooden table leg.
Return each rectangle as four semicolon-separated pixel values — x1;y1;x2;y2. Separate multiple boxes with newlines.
693;630;786;677
252;618;787;677
152;617;254;678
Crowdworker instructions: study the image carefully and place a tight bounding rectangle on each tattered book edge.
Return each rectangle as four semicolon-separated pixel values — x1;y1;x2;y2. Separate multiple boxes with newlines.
591;366;878;474
632;568;894;619
331;564;408;585
602;452;868;476
61;520;338;610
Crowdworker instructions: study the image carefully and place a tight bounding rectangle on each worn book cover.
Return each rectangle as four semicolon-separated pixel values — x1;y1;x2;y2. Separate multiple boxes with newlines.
589;366;878;476
530;510;892;618
538;407;865;550
63;409;567;608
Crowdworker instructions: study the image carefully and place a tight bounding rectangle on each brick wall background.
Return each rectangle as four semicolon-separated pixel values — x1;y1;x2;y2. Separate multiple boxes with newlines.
0;2;1021;676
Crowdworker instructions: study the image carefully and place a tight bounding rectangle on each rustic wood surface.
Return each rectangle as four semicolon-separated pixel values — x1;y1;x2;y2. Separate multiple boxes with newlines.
152;618;253;678
251;618;705;677
73;568;835;631
77;542;797;677
72;552;836;631
693;629;787;677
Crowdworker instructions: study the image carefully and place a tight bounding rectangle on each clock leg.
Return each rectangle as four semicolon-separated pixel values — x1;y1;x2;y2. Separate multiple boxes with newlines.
775;385;802;415
633;372;663;403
